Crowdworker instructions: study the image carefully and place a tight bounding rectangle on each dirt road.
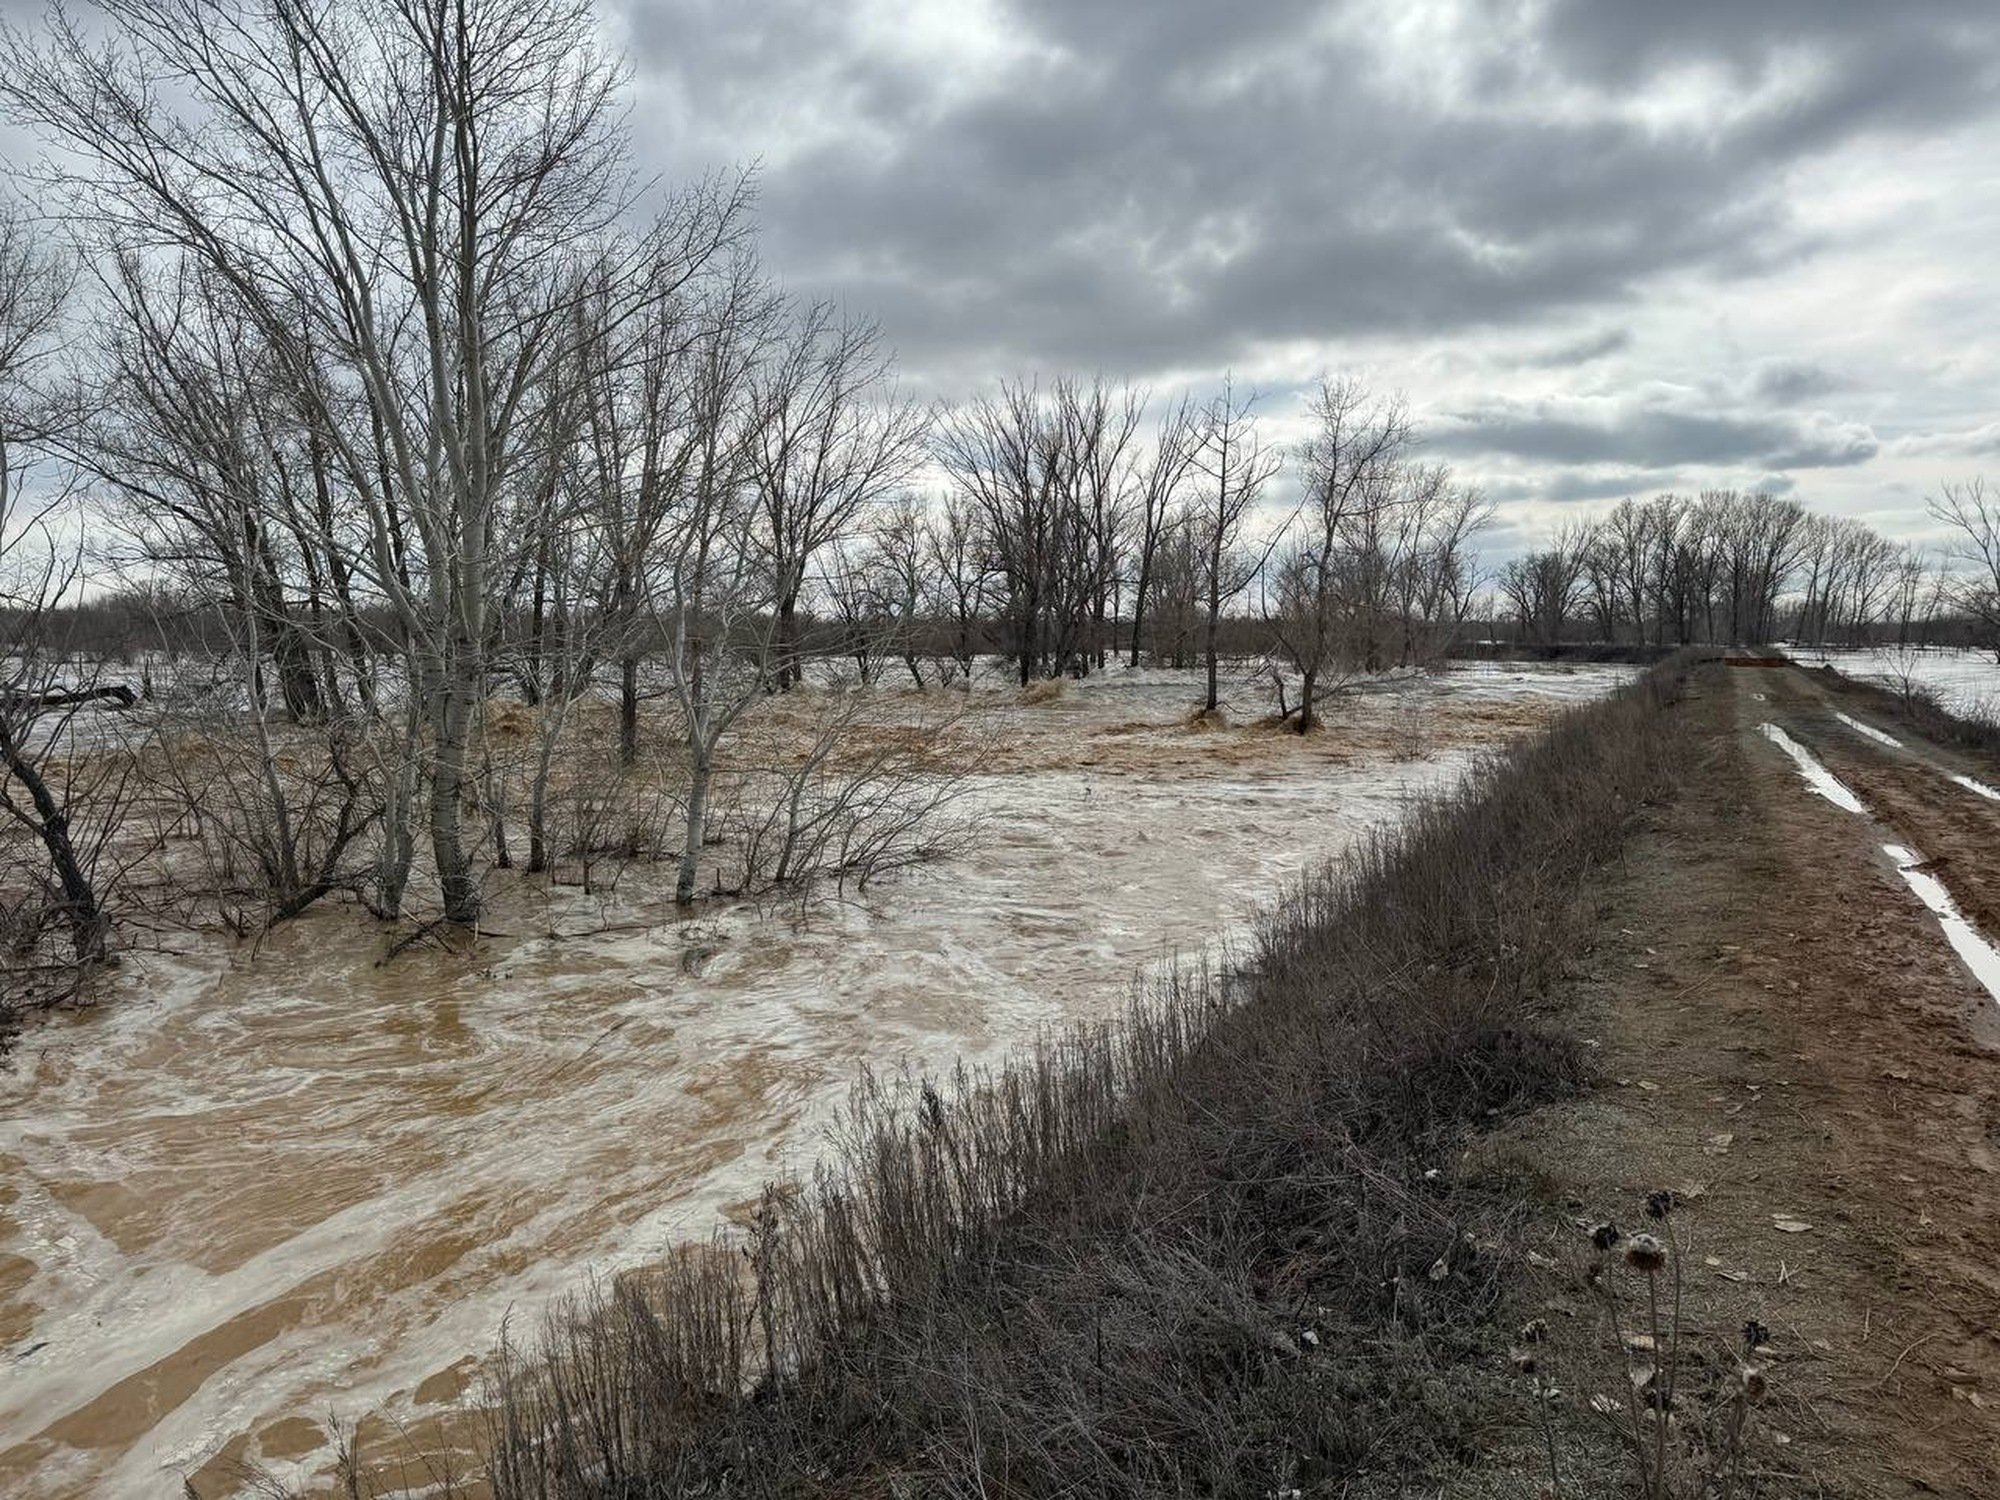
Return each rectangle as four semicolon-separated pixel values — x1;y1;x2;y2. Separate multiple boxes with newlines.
1505;661;2000;1497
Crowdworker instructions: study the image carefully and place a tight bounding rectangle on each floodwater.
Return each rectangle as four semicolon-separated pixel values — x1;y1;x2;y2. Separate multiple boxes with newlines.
0;663;1635;1498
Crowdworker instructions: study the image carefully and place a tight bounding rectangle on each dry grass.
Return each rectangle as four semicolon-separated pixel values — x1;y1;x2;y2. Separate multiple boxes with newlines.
470;654;1708;1499
1019;679;1068;707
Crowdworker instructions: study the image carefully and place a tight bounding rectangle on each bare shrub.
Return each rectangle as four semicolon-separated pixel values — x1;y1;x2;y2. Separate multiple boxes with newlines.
1388;696;1433;760
725;693;979;901
1817;659;2000;758
545;745;686;897
138;709;380;934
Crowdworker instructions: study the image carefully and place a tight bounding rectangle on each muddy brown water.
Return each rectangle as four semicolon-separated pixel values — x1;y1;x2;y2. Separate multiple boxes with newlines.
0;664;1634;1497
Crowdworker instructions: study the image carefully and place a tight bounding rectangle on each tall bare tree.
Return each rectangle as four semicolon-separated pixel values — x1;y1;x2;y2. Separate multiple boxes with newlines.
1499;519;1594;651
1930;477;2000;658
0;203;123;966
752;305;927;689
1185;377;1280;714
4;0;745;921
1125;394;1201;667
655;262;782;906
1268;378;1411;728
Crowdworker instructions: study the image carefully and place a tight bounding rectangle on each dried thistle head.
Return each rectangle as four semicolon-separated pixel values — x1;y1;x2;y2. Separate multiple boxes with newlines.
1623;1233;1668;1274
1510;1347;1539;1375
1644;1189;1676;1220
1517;1317;1549;1345
1590;1221;1622;1252
1743;1318;1771;1352
1738;1364;1769;1403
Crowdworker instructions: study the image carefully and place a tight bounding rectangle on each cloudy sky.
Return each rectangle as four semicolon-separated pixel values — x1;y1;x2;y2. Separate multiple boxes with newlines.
603;0;2000;555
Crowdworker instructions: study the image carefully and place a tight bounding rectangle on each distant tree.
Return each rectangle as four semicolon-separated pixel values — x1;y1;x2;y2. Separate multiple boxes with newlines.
1499;520;1593;650
752;306;928;690
922;492;988;686
934;381;1058;686
1125;395;1202;668
1711;491;1809;644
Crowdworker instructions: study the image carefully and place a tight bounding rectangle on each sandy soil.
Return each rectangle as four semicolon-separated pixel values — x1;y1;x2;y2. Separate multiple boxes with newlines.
1499;662;2000;1497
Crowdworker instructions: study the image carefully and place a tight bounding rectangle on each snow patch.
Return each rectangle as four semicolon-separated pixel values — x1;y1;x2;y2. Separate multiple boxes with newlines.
1884;844;2000;1006
1834;712;1902;749
1757;723;1868;815
1950;773;2000;803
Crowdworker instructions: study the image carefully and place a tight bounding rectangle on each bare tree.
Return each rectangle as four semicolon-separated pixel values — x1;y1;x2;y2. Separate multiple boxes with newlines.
934;381;1060;686
656;264;782;907
866;492;933;689
1929;477;2000;659
1057;377;1141;670
1399;476;1491;662
752;306;928;689
1185;378;1280;714
1;507;130;970
1710;490;1809;644
922;491;987;687
1499;520;1594;651
1267;378;1411;729
1145;508;1203;670
3;0;743;923
1124;395;1201;668
0;203;125;969
934;376;1142;684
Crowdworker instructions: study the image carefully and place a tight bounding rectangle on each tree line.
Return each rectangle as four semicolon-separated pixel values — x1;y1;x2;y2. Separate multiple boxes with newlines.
1496;489;1995;653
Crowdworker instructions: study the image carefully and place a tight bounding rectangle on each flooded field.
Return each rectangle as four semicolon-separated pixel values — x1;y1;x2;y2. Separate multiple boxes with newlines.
1782;644;2000;722
0;662;1633;1498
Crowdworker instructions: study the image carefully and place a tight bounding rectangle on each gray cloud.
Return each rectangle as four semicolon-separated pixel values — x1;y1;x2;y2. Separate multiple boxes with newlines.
1528;329;1633;369
595;0;1998;540
614;1;2000;384
1431;393;1880;471
1889;422;2000;458
1750;359;1851;404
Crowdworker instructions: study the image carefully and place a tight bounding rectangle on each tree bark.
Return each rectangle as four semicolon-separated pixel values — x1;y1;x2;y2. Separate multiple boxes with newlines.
676;751;712;906
429;662;479;924
619;655;640;768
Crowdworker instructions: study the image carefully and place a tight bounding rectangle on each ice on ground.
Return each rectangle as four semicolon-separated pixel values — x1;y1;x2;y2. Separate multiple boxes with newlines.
1834;712;1903;749
1885;844;2000;1006
1758;723;1869;815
